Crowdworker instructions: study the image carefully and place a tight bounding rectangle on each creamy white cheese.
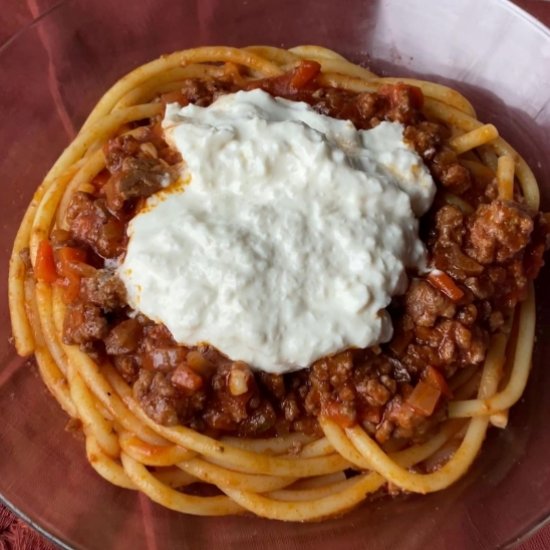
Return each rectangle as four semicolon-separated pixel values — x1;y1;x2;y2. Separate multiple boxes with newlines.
118;89;435;374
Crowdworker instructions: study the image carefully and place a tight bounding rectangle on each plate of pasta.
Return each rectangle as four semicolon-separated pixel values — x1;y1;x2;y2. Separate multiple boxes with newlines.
1;0;550;549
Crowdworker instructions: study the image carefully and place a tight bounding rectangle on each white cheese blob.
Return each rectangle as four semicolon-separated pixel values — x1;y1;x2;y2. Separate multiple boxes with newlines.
118;89;435;373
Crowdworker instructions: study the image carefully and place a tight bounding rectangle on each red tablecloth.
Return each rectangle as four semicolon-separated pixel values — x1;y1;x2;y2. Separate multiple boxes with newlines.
1;1;549;548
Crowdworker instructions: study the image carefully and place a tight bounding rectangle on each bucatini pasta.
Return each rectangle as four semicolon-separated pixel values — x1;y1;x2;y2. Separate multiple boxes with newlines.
8;45;548;521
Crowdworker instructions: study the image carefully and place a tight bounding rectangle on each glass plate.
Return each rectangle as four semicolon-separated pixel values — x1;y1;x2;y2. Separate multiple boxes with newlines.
1;0;549;548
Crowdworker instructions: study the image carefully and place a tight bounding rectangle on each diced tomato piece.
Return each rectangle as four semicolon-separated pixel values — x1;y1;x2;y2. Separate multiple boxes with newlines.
55;246;87;303
406;380;441;416
405;84;424;109
290;60;321;90
378;82;424;109
379;82;424;110
422;366;452;398
56;246;87;277
245;60;320;97
427;270;464;302
35;240;57;283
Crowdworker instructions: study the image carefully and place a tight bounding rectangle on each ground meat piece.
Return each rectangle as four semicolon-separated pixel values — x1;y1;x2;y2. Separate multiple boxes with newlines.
258;372;286;400
441;164;472;193
133;370;179;425
413;318;487;370
357;377;392;407
467;200;534;264
463;276;493;299
104;126;180;173
113;355;139;384
105;319;142;355
387;357;412;383
524;212;550;278
488;311;505;331
433;242;484;281
309;88;363;126
238;401;277;436
377;388;449;444
405;279;456;327
464;265;522;308
376;394;426;443
139;324;189;373
202;408;238;432
104;135;143;173
484;178;499;202
180;79;210;104
437;320;487;367
456;303;478;326
203;365;255;432
104;157;176;212
180;78;234;106
63;302;108;345
401;343;440;374
354;92;386;126
326;351;354;386
304;351;401;429
281;393;301;422
404;121;444;160
431;150;472;194
66;192;125;258
437;320;471;363
80;269;126;311
435;205;465;247
487;266;507;287
501;259;529;307
379;83;423;125
379;373;397;394
133;369;205;426
403;314;488;377
431;207;485;281
304;353;355;425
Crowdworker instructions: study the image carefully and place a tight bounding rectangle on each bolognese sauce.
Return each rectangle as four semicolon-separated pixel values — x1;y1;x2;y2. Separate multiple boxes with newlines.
33;60;549;446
